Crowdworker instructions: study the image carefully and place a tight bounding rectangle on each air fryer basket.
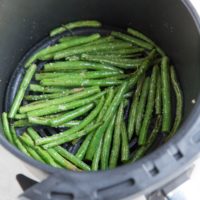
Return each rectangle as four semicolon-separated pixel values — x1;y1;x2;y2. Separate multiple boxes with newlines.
0;0;200;199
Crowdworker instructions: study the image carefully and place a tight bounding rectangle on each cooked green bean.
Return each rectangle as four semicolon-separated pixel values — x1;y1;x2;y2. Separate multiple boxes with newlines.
127;50;156;90
2;112;14;143
27;91;105;117
121;119;129;162
24;91;70;101
109;102;124;168
27;129;80;170
59;36;83;43
135;78;150;135
84;36;115;46
166;66;183;141
55;146;90;171
91;138;103;171
35;73;71;80
20;86;100;113
100;115;116;170
9;64;36;118
29;103;94;126
111;31;153;50
25;34;101;67
97;48;144;55
43;122;102;149
75;133;93;160
53;42;132;60
48;103;94;127
139;65;158;145
44;61;123;73
131;115;161;162
20;133;62;168
10;125;30;156
155;72;162;115
81;54;144;69
36;97;104;146
27;127;88;170
41;78;122;87
29;84;67;93
40;71;121;82
128;76;144;140
127;28;165;56
161;57;171;132
50;20;102;37
86;82;128;160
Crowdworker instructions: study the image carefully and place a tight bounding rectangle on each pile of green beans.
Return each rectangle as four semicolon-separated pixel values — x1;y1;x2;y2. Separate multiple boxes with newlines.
1;20;183;171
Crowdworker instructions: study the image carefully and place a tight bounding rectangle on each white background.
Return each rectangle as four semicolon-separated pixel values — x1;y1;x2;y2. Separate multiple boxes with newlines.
0;0;200;199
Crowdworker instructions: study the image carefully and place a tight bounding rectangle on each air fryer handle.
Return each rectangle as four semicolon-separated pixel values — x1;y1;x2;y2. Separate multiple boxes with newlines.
19;172;98;200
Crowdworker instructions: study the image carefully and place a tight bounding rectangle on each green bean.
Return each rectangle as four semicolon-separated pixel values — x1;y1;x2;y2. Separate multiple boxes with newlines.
53;42;132;60
29;84;67;93
14;114;27;119
35;73;72;80
48;103;94;127
43;122;102;149
9;64;36;118
28;103;94;126
48;148;81;170
101;115;116;170
155;72;162;115
55;146;90;171
19;86;100;113
27;91;105;117
84;36;115;46
39;71;121;81
96;87;115;122
127;28;165;56
36;97;104;146
111;31;153;50
2;112;14;143
127;76;144;140
44;61;123;73
91;138;103;171
50;20;102;37
24;91;70;101
94;48;144;55
109;102;124;169
27;128;79;170
59;36;85;43
121;119;129;162
135;78;150;135
127;50;156;90
86;82;128;160
25;34;101;67
161;57;171;132
25;145;45;163
58;120;80;128
10;125;30;156
75;134;93;160
166;66;183;141
139;65;158;145
27;128;87;170
81;54;144;69
20;133;61;168
131;115;161;162
41;78;122;87
83;88;114;161
14;120;33;127
14;119;80;128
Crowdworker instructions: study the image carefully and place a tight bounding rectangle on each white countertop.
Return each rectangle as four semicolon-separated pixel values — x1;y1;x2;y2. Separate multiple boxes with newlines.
0;0;200;199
